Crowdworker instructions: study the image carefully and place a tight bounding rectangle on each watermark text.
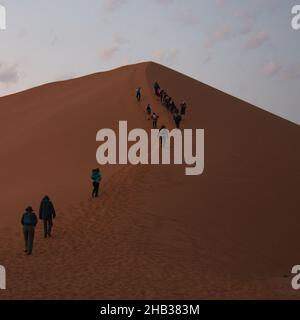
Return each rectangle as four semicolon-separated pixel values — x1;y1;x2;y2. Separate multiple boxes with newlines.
292;5;300;30
96;121;204;176
0;265;6;290
0;4;6;30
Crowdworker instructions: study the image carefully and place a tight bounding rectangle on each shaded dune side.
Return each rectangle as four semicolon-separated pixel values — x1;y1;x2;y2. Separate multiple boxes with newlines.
146;62;300;275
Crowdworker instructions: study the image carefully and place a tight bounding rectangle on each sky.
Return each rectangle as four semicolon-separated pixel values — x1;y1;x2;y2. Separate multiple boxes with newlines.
0;0;299;124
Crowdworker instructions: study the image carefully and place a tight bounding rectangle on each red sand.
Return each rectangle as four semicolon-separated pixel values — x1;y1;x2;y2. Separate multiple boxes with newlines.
0;62;299;299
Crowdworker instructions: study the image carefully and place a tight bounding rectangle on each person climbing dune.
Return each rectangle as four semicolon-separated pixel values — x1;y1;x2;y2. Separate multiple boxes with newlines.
180;101;187;116
21;206;38;255
39;196;56;238
136;87;142;102
159;90;165;103
153;81;160;97
146;104;152;120
91;168;102;198
173;112;182;129
151;112;159;129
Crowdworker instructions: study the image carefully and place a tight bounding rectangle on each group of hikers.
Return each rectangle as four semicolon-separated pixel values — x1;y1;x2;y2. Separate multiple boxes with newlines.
136;82;188;130
21;80;185;256
21;169;103;256
21;196;56;255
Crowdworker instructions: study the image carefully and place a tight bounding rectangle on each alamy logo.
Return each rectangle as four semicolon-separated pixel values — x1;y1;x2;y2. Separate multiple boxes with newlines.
96;121;204;176
292;5;300;30
0;4;6;30
0;265;6;290
291;265;300;290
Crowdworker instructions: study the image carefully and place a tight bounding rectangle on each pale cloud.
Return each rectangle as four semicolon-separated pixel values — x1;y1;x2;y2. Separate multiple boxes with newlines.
281;64;300;81
263;61;281;78
50;34;58;47
156;0;174;5
152;48;179;65
54;72;78;82
103;0;127;13
100;46;119;60
203;52;213;65
216;0;231;6
234;11;255;35
113;33;129;45
176;8;200;26
244;31;269;49
204;25;232;48
0;63;19;85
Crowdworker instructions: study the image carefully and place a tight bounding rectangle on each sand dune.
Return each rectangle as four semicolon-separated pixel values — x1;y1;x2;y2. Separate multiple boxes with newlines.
0;62;299;299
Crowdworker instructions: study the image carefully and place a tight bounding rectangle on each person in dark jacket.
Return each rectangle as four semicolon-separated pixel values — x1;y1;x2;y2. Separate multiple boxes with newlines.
21;206;38;255
154;81;160;96
136;87;141;101
146;104;152;120
180;101;187;116
173;112;182;129
151;113;159;129
91;168;102;198
39;196;56;238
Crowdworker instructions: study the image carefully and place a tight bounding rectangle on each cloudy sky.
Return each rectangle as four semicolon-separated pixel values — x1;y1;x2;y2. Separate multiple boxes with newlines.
0;0;299;124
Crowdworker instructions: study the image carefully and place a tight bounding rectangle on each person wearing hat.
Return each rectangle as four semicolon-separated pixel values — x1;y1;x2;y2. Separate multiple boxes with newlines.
39;196;56;238
21;206;38;255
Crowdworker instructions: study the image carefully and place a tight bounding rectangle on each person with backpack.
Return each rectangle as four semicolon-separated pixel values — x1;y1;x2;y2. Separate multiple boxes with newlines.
91;168;102;198
170;100;177;114
154;82;160;96
180;101;187;116
146;104;152;120
159;90;165;103
136;87;141;102
21;206;38;255
39;196;56;238
151;112;159;129
173;112;182;129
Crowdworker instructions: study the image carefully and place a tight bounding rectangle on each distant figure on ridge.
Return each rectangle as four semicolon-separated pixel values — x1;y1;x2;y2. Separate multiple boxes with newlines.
21;206;38;255
136;87;142;102
159;90;165;103
154;81;160;97
180;101;187;116
146;104;152;120
39;196;56;238
173;112;182;129
91;168;102;198
170;100;178;114
151;112;159;129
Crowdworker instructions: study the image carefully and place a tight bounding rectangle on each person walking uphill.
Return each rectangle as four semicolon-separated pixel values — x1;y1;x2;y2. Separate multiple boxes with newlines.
91;168;102;198
21;207;38;255
39;196;56;238
173;112;182;129
180;101;187;116
146;104;152;120
151;112;159;129
136;87;141;102
154;81;160;97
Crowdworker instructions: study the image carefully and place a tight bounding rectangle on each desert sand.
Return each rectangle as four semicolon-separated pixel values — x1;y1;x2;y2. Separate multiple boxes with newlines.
0;61;299;299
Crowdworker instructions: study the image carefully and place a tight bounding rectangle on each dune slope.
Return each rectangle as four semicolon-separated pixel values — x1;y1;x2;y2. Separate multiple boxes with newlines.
0;62;300;299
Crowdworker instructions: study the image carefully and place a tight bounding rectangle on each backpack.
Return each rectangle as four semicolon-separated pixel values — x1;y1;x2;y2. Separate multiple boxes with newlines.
23;213;34;226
